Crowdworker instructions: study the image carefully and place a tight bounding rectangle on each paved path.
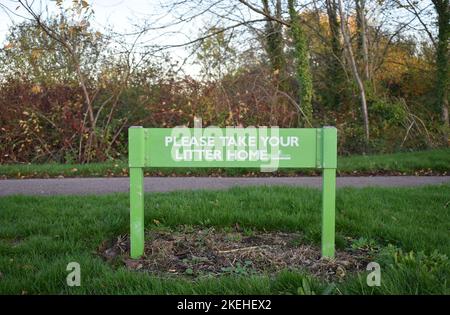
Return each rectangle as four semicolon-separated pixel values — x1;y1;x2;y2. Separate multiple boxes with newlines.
0;176;449;196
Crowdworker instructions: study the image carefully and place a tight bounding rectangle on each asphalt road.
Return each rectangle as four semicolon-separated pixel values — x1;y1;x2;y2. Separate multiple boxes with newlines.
0;176;449;196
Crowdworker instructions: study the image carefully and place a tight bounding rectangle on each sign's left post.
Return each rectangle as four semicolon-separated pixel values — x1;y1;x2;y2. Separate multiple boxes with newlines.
129;127;145;258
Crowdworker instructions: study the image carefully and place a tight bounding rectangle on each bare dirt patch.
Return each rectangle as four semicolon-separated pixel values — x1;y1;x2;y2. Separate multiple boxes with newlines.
100;227;372;281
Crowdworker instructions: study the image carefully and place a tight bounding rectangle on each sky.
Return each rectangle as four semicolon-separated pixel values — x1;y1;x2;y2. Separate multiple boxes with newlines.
1;0;160;37
0;0;211;75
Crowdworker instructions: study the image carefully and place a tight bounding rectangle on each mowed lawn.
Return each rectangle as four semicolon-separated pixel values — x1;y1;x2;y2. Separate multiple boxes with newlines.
1;148;449;178
0;185;449;294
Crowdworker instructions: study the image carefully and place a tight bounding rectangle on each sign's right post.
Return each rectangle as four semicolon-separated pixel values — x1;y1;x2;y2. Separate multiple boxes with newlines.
320;127;337;258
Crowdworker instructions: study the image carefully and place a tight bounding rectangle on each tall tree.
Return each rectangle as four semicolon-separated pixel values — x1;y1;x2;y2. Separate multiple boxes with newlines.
325;0;345;107
262;0;285;76
288;0;313;124
395;0;449;144
338;0;370;142
355;0;370;81
432;0;449;144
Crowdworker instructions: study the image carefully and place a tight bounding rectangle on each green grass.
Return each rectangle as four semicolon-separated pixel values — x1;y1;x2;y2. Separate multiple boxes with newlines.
1;148;449;179
337;148;450;174
0;184;449;294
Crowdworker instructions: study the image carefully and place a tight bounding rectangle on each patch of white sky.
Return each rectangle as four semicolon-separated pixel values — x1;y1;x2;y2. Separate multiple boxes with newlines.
0;0;241;76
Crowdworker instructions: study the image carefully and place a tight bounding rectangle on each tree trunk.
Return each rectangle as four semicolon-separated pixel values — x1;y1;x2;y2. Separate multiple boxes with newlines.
288;0;313;125
356;0;370;81
325;0;344;108
432;0;449;145
338;0;370;142
262;0;285;75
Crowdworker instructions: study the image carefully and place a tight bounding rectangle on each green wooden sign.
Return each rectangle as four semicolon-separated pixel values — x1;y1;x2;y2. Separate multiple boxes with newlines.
128;126;337;258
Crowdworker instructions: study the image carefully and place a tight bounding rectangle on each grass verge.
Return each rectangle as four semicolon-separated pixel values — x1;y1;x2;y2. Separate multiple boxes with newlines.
1;148;449;179
0;184;449;294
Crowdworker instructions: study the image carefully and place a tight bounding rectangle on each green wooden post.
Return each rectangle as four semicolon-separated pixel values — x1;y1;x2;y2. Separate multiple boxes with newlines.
321;127;337;258
129;127;145;258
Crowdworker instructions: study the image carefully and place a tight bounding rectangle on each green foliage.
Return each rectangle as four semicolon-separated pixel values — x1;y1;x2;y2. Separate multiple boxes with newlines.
350;237;379;252
324;0;345;109
370;98;407;125
0;15;103;84
371;245;449;294
342;245;450;294
262;0;285;74
195;26;238;80
221;261;255;276
434;0;450;114
297;277;315;295
288;0;313;126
